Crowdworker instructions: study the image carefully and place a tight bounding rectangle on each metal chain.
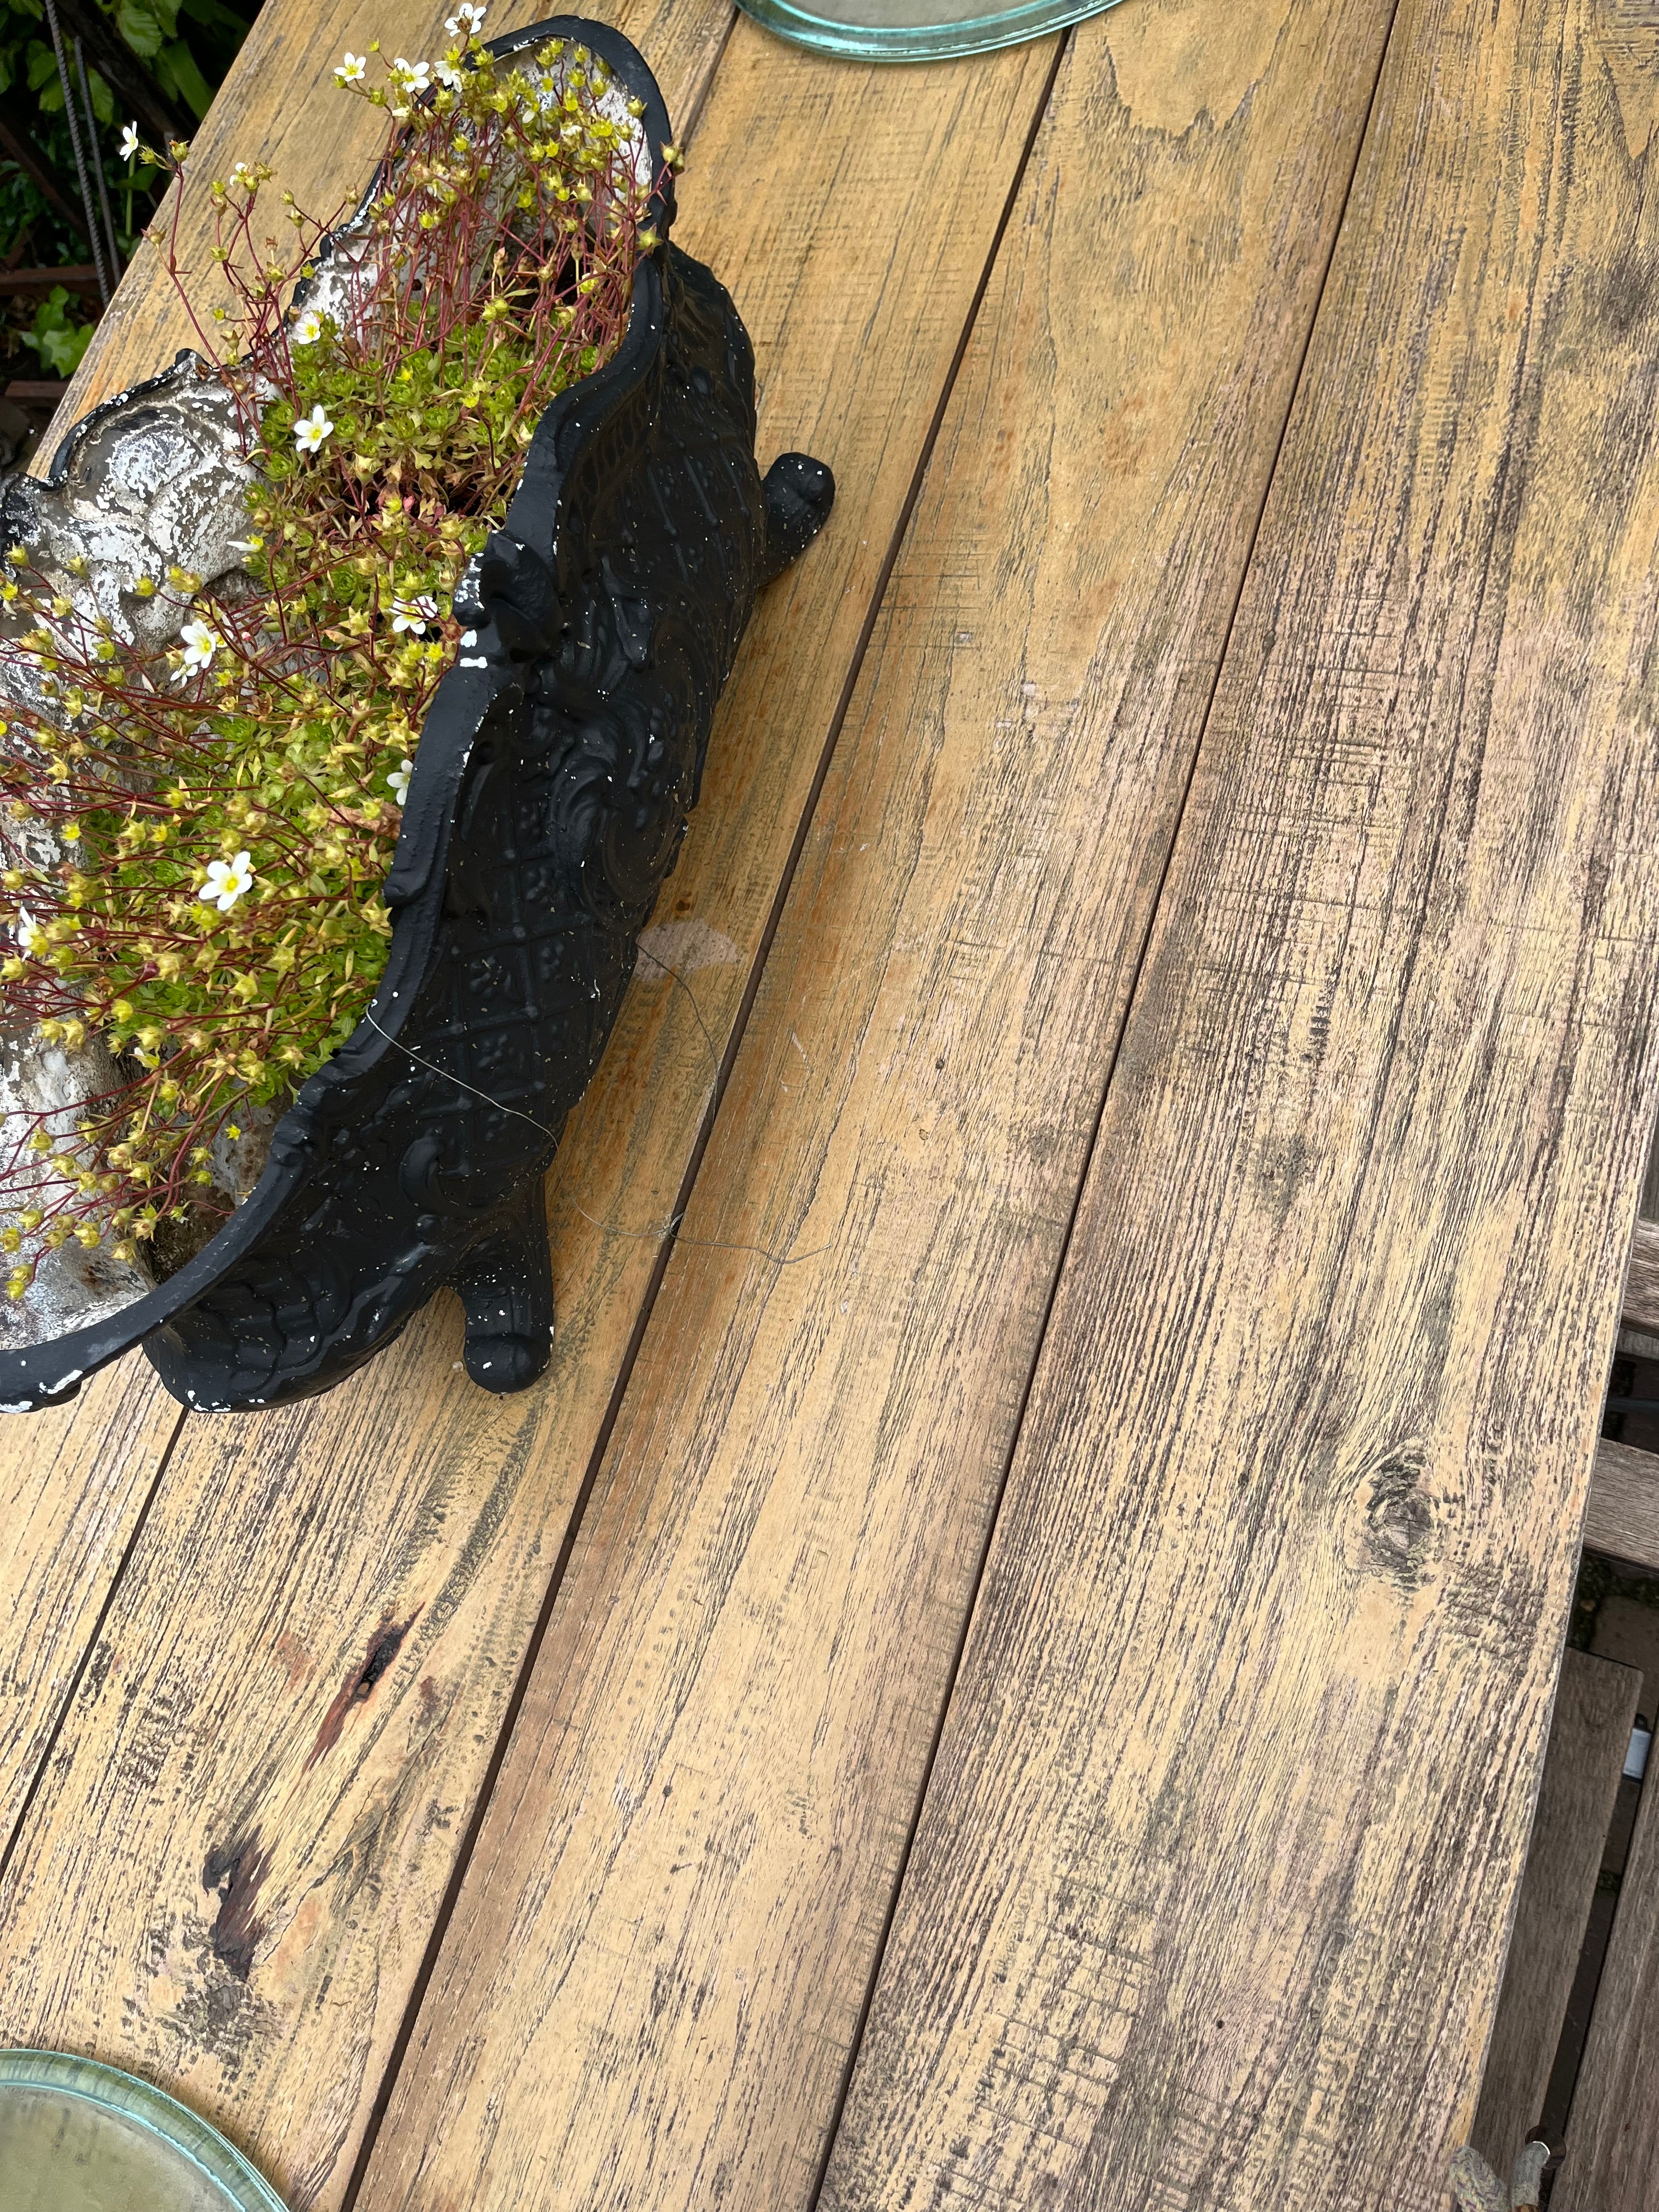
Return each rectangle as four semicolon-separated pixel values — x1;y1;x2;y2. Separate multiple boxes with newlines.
74;38;121;286
41;0;111;307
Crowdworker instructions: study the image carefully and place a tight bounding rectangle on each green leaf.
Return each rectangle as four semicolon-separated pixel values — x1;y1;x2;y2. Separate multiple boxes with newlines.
23;286;93;376
178;0;247;38
153;35;211;117
86;65;112;124
114;0;163;57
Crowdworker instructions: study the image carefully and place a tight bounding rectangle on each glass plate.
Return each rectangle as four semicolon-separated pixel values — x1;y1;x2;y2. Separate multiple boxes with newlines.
0;2049;287;2212
735;0;1122;63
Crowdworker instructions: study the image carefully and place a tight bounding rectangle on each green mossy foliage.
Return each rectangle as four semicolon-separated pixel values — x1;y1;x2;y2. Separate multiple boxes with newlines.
0;33;653;1281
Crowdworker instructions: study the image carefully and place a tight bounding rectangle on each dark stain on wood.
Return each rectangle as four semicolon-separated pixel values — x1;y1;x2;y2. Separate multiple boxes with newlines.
201;1830;272;1982
306;1610;422;1770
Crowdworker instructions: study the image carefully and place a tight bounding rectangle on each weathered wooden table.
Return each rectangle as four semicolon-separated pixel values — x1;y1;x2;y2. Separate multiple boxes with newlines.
4;0;1659;2205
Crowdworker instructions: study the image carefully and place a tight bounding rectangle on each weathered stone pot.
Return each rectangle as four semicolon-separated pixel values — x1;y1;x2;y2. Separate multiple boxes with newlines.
0;15;833;1413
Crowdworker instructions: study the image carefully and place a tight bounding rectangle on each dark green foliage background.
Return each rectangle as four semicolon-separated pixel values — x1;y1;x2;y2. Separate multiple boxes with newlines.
0;0;259;361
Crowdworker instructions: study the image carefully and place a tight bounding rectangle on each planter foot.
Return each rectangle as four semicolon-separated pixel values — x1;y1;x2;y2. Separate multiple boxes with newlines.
452;1183;555;1394
759;452;835;585
0;19;839;1413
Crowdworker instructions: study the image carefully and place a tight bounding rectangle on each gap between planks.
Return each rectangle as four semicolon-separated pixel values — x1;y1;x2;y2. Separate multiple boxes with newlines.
348;5;1408;2209
1471;1648;1640;2181
1552;1638;1659;2211
0;17;1064;2211
820;0;1659;2200
340;31;1073;2212
4;3;1654;2207
0;0;737;1969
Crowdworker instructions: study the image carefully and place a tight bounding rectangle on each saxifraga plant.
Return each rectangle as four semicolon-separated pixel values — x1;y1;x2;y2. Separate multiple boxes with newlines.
0;10;670;1297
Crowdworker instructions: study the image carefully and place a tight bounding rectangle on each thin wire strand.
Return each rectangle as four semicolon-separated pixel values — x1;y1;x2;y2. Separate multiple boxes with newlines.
365;974;834;1273
362;1010;560;1137
634;940;721;1081
562;1194;832;1272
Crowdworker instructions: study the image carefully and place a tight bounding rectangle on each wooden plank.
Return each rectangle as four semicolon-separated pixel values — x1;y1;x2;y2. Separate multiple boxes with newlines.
339;7;1402;2211
0;23;1062;2211
0;0;731;2012
1585;1440;1659;1572
1;267;103;298
1622;1216;1659;1334
42;0;735;447
1635;1123;1659;1220
1472;1650;1640;2176
1552;1714;1659;2212
0;0;732;1993
0;1362;180;1844
815;0;1659;2204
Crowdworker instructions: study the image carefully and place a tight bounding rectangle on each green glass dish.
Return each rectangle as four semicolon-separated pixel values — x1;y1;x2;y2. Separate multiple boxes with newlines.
735;0;1122;63
0;2049;287;2211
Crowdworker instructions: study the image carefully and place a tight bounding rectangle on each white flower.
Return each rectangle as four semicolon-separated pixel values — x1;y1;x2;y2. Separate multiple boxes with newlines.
119;122;140;161
436;59;464;89
445;2;486;31
388;757;413;806
294;403;334;454
179;618;219;672
391;56;431;90
200;851;255;913
291;308;324;347
335;50;366;83
231;160;256;189
391;594;438;635
15;906;42;956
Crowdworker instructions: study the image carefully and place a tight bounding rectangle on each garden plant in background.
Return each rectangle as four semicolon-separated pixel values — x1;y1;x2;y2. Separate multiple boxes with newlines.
0;12;654;1299
20;278;92;371
0;0;258;364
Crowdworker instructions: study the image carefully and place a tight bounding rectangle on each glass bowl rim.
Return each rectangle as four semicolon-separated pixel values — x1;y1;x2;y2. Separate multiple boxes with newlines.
735;0;1121;63
0;2047;286;2211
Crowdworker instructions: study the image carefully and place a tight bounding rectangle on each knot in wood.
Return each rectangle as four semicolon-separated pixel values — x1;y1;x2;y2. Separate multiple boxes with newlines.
1361;1443;1437;1588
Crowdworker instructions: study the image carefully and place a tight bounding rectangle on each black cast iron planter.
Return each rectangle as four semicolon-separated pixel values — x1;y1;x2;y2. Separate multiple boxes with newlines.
0;16;833;1414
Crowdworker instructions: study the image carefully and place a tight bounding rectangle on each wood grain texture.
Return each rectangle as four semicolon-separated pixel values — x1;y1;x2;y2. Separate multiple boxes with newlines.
36;0;734;449
0;0;732;2008
1621;1216;1659;1332
1584;1440;1659;1572
0;24;1060;2211
819;0;1659;2205
1472;1650;1640;2175
346;7;1401;2210
0;1361;179;1844
1553;1717;1659;2210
